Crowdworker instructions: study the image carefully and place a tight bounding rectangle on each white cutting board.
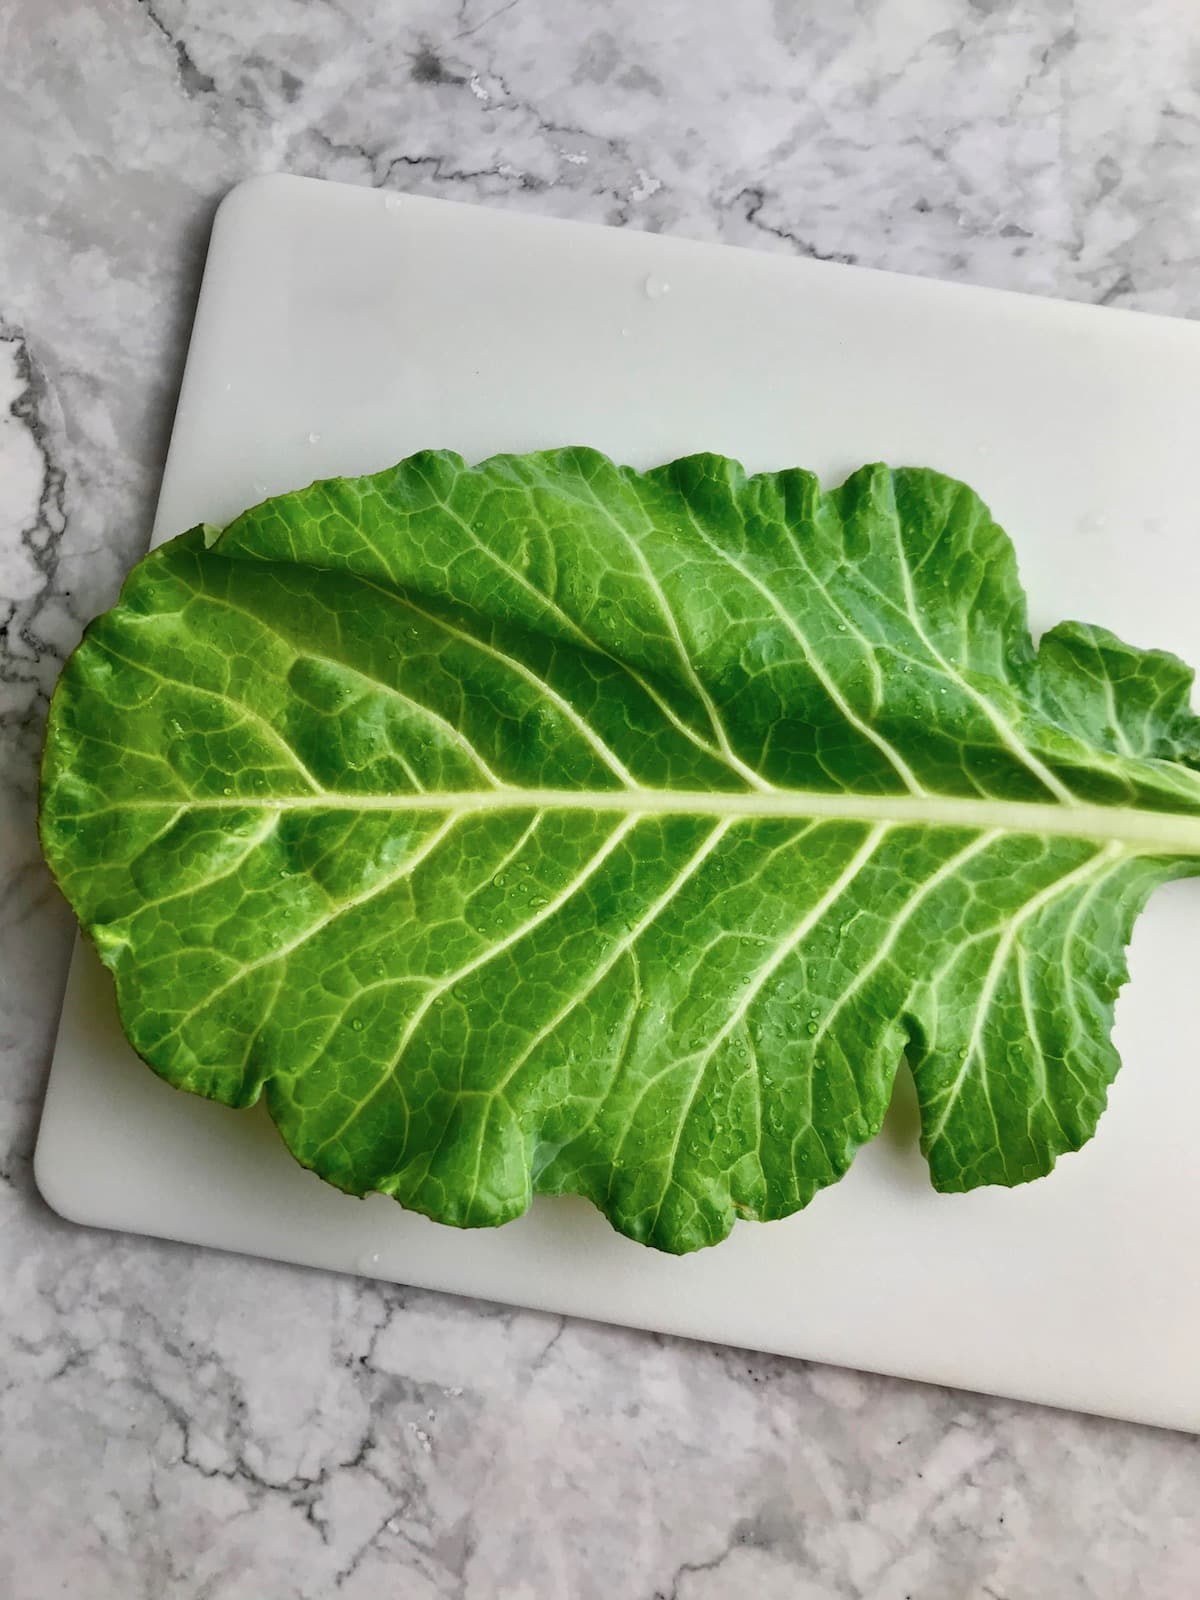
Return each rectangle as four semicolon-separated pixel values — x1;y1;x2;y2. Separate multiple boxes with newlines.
36;174;1200;1431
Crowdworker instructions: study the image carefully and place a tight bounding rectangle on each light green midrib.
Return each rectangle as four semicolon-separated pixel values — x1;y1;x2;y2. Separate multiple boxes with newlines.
77;786;1200;854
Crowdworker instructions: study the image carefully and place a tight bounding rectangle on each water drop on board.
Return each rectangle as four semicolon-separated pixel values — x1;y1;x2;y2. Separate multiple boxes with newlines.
384;192;403;211
620;327;631;338
307;430;321;445
643;273;670;299
358;1250;381;1273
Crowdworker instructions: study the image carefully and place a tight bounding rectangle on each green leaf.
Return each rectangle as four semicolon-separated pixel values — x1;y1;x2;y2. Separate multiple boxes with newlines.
39;450;1200;1252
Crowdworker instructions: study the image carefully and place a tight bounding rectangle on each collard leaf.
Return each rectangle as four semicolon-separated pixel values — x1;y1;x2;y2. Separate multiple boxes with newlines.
39;451;1200;1252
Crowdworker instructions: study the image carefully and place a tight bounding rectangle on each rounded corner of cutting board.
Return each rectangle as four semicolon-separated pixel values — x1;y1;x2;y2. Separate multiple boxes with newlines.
33;1112;103;1232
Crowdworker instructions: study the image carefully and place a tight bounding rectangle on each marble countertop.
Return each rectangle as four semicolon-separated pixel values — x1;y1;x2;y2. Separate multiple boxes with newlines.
3;2;1199;1595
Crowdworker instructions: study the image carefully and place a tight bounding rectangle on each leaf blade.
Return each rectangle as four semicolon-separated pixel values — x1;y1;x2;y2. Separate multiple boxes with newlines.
39;451;1200;1251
